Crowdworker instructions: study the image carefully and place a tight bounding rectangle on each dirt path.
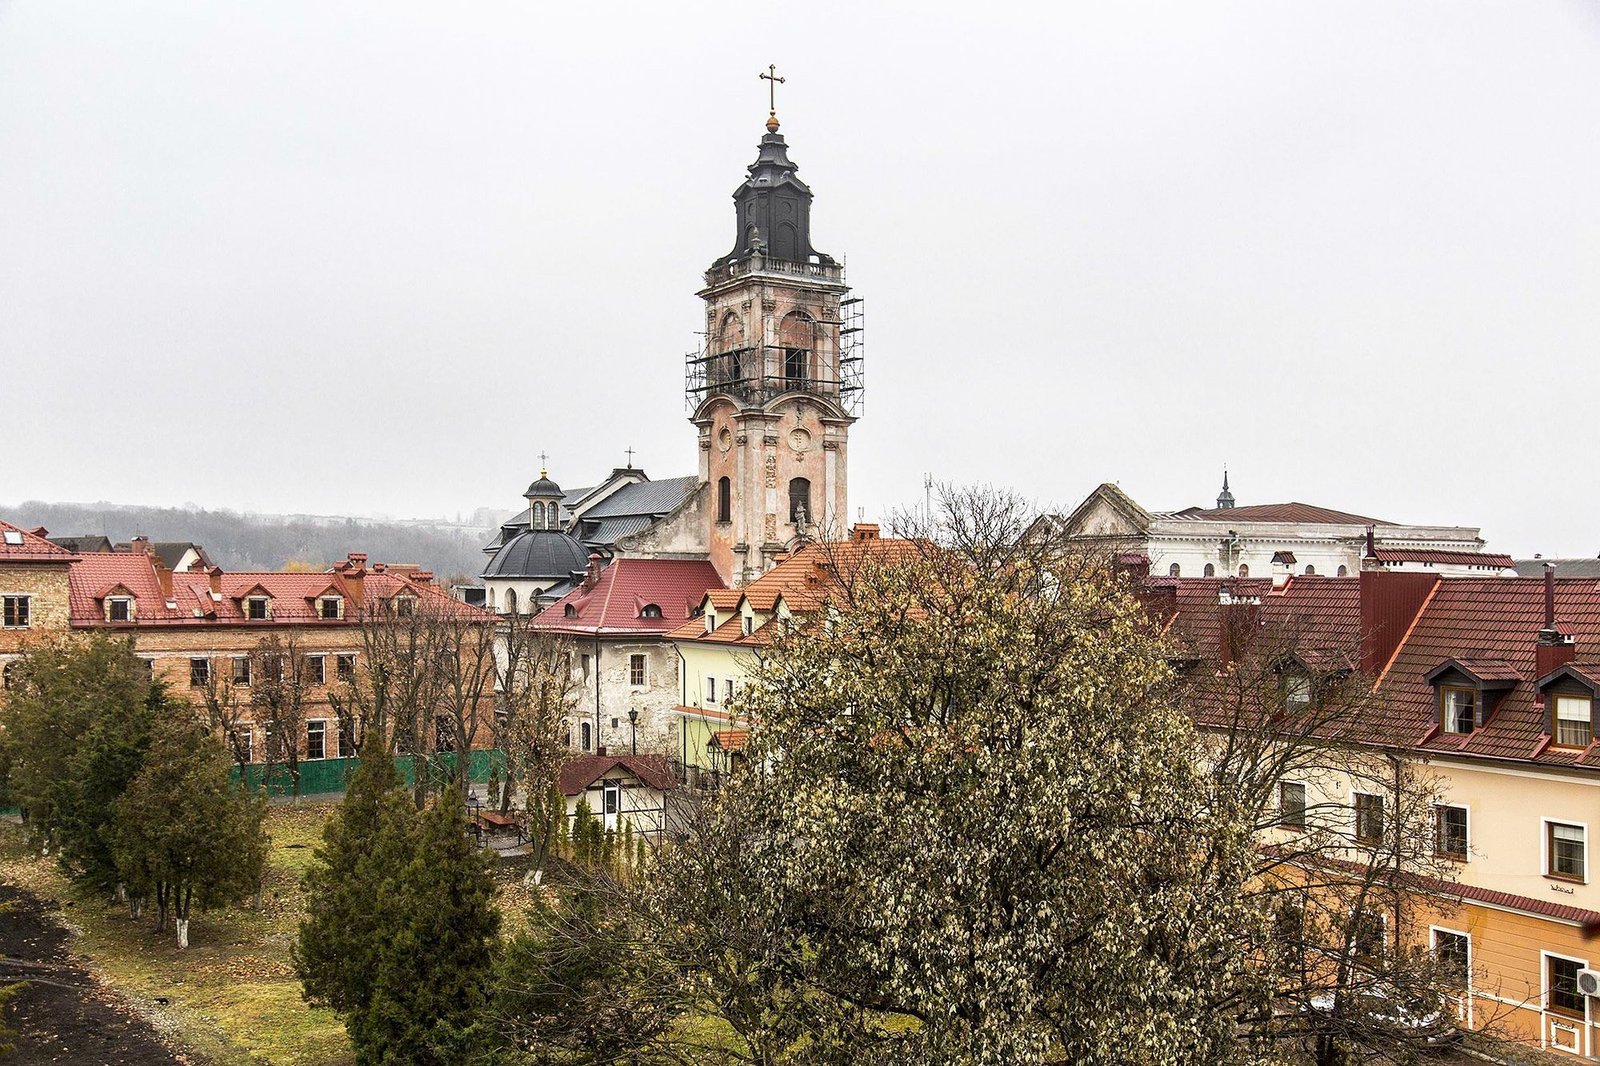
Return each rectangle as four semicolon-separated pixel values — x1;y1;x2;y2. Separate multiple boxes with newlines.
0;884;186;1066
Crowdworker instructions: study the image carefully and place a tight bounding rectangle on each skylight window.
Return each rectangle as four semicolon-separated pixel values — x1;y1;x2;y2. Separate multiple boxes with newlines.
2;531;22;546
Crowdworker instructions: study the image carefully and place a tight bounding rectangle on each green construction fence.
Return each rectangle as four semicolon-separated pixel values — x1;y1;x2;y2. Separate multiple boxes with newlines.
231;749;506;798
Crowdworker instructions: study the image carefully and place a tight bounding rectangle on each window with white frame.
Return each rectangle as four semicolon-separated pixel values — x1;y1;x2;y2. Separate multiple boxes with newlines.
336;654;356;683
1554;695;1593;749
1548;954;1586;1018
1432;928;1470;989
231;655;251;686
245;596;269;621
1284;674;1313;715
580;721;593;752
1;595;28;629
1547;820;1587;881
106;596;133;622
306;654;326;686
233;726;253;763
318;596;341;620
1434;805;1469;860
725;678;735;703
189;657;210;688
306;720;328;760
706;676;717;703
1279;781;1307;829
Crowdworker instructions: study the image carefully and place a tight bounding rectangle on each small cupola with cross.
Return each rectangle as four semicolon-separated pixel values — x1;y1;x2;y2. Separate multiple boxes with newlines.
524;453;565;532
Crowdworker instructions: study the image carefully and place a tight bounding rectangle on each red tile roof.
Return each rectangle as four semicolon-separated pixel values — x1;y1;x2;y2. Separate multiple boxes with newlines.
65;552;483;627
711;729;749;752
0;519;78;563
558;753;676;795
530;558;725;636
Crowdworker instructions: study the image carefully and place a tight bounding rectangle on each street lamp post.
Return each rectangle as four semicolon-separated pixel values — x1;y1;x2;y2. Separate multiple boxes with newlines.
628;708;638;755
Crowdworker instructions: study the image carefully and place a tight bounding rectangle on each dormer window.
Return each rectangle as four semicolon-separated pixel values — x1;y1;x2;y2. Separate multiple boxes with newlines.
1284;674;1312;715
107;596;134;623
640;603;663;620
246;596;269;621
741;615;753;637
394;596;415;618
1555;696;1593;748
564;603;578;619
1537;665;1600;749
1425;659;1519;736
1440;687;1476;734
318;596;342;620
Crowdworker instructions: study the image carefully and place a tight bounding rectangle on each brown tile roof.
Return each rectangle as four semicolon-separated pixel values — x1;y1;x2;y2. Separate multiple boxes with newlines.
710;728;749;752
1371;548;1511;569
557;753;676;795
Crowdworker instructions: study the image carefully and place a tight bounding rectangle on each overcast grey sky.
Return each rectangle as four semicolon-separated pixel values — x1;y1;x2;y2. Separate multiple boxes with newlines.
1;2;1596;555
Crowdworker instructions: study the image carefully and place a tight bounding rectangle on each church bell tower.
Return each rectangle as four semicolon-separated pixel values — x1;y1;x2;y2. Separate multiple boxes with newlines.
686;71;863;584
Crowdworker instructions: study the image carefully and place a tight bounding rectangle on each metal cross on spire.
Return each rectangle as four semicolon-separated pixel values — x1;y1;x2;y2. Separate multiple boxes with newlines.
624;446;635;468
760;64;785;131
538;450;549;476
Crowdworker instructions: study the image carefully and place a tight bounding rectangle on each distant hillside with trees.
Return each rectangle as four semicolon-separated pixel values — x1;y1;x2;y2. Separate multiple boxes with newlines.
1;500;494;584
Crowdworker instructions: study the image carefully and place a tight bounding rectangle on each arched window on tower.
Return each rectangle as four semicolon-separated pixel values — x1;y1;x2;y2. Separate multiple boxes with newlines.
504;588;518;615
788;478;812;525
780;311;813;389
531;503;544;530
717;477;731;523
718;312;745;388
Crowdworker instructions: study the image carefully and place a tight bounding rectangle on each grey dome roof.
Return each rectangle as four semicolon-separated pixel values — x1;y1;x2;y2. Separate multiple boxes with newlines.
525;475;563;497
483;529;588;580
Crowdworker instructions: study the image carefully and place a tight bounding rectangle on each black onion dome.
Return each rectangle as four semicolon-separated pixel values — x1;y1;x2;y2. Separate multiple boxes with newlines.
525;475;563;497
482;530;588;580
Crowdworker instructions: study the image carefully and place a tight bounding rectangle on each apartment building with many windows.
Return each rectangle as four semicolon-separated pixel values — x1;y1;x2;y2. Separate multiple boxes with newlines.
1153;563;1600;1057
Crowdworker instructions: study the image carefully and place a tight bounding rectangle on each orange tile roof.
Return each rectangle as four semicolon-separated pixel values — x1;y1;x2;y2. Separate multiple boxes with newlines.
670;537;925;646
529;558;725;636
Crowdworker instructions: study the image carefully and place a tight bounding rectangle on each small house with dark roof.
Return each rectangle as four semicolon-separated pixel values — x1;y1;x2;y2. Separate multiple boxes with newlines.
558;753;677;845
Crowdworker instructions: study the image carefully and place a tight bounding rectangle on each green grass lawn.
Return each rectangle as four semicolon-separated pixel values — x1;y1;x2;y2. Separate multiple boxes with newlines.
0;803;352;1066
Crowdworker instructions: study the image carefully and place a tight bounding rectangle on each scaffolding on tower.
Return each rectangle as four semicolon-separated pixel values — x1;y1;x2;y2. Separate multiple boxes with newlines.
684;297;865;416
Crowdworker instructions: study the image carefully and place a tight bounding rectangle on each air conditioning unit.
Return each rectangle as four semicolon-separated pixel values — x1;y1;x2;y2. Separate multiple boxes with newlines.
1576;968;1600;997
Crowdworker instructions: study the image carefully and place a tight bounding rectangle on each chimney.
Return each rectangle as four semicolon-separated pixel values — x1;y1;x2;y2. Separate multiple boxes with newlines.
851;523;880;541
583;553;602;590
1537;563;1577;677
207;566;224;599
130;535;153;557
1359;569;1438;677
152;556;174;601
341;556;367;611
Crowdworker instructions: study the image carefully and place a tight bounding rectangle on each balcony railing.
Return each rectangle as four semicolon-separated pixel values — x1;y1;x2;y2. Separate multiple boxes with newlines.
704;254;844;287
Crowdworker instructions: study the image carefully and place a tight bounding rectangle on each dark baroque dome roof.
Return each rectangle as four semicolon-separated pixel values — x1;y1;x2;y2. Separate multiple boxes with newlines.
525;475;562;497
483;529;588;580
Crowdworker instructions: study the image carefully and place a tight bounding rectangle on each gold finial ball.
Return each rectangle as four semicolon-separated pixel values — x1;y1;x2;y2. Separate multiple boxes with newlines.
766;112;780;133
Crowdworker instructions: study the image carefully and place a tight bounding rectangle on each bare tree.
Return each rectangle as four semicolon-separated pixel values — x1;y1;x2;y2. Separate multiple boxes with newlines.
326;595;495;808
195;651;254;778
250;633;314;799
490;612;578;877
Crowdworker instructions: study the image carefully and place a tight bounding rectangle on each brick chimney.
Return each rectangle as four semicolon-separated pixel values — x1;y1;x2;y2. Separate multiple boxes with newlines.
207;566;224;599
1537;563;1577;678
152;556;174;601
129;536;153;557
583;553;602;591
850;523;880;541
339;555;367;611
1359;569;1438;677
